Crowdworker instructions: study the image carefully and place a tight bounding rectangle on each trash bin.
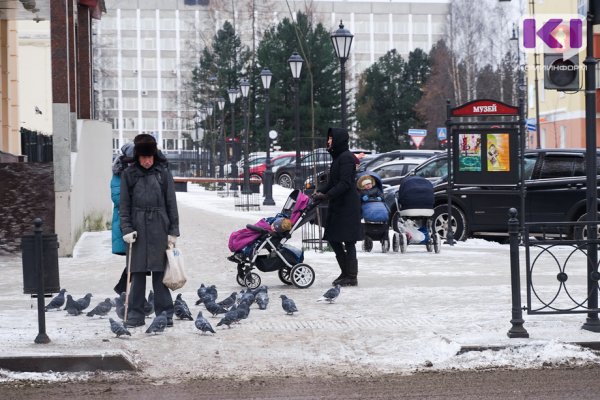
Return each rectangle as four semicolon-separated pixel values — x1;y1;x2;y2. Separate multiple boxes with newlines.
21;233;60;294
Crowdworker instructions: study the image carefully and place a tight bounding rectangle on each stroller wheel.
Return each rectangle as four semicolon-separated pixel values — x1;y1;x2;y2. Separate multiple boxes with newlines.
243;272;261;289
399;233;408;254
381;238;390;253
290;263;315;289
392;232;400;252
434;233;442;254
236;274;246;287
278;267;293;285
426;241;433;252
362;236;373;252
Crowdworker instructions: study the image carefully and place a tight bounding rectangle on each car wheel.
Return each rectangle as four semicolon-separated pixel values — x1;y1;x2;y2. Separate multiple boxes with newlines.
278;173;293;188
432;204;468;241
573;213;600;240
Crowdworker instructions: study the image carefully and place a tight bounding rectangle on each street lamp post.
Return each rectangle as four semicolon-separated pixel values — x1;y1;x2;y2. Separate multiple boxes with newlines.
240;79;251;194
198;107;207;176
330;20;354;129
288;52;304;190
227;88;238;191
206;102;215;177
194;113;202;177
217;97;226;181
260;68;275;205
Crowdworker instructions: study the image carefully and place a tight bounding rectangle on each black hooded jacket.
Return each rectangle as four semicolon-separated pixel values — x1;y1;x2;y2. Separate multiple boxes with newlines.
320;128;363;242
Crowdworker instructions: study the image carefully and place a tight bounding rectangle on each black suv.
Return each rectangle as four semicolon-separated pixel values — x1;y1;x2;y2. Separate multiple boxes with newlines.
384;149;600;241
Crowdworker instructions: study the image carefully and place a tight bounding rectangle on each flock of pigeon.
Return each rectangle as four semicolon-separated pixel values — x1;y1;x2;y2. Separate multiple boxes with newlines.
43;283;342;338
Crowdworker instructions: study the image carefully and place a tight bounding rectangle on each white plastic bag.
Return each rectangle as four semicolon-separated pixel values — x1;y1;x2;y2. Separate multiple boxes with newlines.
401;220;426;244
164;244;187;290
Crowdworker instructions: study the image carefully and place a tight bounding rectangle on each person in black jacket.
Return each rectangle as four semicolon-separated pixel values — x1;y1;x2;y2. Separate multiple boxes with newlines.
120;134;180;328
313;127;363;286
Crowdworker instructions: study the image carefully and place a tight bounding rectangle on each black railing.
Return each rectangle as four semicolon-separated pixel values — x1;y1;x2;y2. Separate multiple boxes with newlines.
20;128;53;162
523;220;600;315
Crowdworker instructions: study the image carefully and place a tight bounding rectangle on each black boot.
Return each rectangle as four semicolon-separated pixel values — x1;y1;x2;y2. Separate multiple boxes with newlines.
339;259;358;286
114;267;128;295
332;255;347;285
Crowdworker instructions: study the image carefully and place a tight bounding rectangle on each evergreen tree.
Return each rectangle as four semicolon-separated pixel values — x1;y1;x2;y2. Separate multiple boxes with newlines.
355;49;430;152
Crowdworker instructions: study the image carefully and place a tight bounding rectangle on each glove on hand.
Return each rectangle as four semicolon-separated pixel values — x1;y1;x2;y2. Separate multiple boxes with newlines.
312;192;328;201
123;231;137;244
168;235;178;246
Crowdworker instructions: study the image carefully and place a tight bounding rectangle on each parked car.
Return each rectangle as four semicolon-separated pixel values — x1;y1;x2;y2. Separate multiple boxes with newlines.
384;149;600;241
370;159;421;185
238;153;296;181
358;149;442;173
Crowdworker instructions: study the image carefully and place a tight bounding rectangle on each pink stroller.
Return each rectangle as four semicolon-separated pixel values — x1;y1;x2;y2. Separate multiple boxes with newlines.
227;190;318;289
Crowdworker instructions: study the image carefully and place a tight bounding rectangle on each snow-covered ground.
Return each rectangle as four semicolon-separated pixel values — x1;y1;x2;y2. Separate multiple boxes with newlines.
0;184;599;383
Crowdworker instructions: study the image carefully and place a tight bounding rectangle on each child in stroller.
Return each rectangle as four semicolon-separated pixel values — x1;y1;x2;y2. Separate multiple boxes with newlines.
357;173;391;252
393;175;441;253
227;189;318;289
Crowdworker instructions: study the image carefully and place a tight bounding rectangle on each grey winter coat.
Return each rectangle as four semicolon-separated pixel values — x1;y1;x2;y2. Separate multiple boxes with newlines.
321;128;364;242
119;160;179;273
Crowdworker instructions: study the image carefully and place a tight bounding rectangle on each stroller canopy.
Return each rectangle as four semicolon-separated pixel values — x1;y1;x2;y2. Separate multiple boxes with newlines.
397;176;434;211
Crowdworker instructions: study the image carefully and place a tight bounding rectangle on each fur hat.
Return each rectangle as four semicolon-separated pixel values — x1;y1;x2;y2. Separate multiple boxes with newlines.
133;134;157;157
357;175;375;190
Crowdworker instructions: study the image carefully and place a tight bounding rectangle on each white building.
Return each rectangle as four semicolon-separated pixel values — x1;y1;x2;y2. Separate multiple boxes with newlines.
96;0;449;151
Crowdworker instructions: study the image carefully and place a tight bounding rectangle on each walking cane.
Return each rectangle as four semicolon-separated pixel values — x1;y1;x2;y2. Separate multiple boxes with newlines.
123;233;136;322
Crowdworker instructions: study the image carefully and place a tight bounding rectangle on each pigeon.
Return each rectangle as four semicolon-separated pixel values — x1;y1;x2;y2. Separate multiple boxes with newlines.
249;285;268;297
87;298;112;317
195;283;207;305
205;285;218;302
216;308;238;328
217;292;237;309
239;290;255;306
146;311;168;334
109;318;131;337
115;292;126;320
280;294;298;315
143;290;154;318
235;301;251;320
65;294;84;316
76;293;93;310
317;285;341;303
44;289;67;311
205;300;228;317
194;311;215;335
174;293;193;320
255;291;269;310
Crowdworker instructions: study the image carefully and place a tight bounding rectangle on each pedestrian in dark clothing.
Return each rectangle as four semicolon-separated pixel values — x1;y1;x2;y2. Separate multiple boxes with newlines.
313;127;363;286
120;134;180;328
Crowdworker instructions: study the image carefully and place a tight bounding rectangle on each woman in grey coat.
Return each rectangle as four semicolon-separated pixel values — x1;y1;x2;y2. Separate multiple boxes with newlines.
313;127;363;286
120;134;179;327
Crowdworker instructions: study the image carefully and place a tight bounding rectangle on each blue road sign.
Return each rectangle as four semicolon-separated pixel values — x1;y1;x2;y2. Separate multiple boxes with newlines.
408;128;427;137
436;127;447;141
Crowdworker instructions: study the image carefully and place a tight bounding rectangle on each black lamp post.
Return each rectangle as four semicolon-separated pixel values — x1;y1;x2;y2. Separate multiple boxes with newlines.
217;97;226;180
330;20;354;128
227;88;238;190
288;52;304;190
194;113;202;177
260;68;275;205
240;78;251;194
206;102;215;177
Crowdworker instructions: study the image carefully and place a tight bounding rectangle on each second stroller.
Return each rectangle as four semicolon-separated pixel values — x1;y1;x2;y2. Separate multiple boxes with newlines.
393;175;441;253
357;172;391;252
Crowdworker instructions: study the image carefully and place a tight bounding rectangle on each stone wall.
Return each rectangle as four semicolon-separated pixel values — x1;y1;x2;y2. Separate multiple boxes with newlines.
0;163;54;255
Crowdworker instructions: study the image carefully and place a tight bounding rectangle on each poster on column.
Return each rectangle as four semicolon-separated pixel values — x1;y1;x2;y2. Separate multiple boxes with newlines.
452;128;518;186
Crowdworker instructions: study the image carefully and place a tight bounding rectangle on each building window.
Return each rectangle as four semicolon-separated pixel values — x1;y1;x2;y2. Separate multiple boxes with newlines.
185;0;209;5
560;126;566;148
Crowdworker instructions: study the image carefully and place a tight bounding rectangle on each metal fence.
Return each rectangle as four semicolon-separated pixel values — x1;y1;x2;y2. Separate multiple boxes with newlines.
20;128;53;163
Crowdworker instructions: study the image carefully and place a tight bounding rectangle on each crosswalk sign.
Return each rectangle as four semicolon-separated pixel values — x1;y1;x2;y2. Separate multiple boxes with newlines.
437;127;447;141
